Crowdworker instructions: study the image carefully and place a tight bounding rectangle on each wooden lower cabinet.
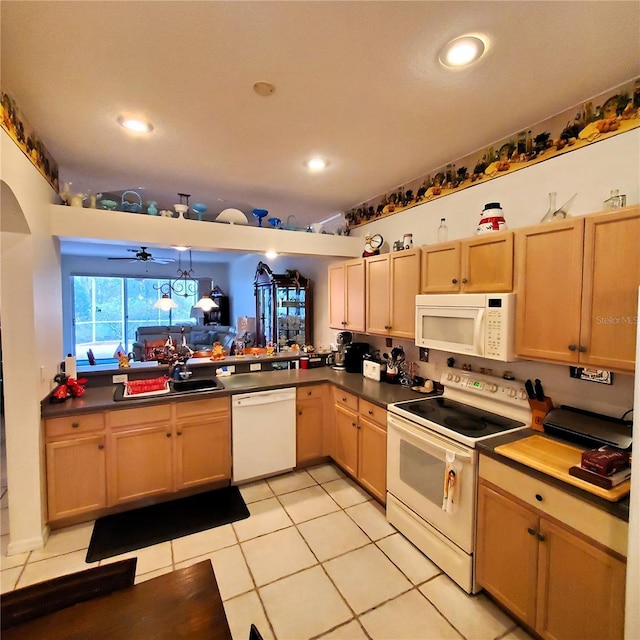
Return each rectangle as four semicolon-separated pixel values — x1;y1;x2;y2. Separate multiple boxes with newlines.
174;398;231;489
46;435;107;521
296;385;326;464
477;481;626;640
332;390;387;502
109;423;174;504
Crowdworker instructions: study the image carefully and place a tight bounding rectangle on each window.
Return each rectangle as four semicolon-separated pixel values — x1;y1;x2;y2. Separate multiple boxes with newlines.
72;276;197;362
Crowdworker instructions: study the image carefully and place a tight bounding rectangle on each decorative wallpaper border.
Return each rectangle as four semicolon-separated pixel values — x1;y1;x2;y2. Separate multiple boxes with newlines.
1;88;59;192
346;78;640;229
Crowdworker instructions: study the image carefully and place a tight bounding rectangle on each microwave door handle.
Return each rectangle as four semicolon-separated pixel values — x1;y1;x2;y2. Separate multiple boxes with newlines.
473;308;485;355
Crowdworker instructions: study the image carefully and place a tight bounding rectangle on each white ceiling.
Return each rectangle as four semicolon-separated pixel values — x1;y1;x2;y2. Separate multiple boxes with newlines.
2;1;640;240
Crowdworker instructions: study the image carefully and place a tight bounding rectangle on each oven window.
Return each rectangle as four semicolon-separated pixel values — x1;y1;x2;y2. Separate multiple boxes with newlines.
421;315;475;346
399;439;445;506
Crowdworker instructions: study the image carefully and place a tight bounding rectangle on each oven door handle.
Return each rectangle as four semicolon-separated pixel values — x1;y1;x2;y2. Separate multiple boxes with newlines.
388;415;474;461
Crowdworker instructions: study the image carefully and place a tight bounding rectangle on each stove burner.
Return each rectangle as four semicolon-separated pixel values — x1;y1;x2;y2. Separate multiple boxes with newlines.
444;416;485;432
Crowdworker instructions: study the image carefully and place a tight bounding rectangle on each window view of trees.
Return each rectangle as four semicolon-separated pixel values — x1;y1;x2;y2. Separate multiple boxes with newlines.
72;276;196;361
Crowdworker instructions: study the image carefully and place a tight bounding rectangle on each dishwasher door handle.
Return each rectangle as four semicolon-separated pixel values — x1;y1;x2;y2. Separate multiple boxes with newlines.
232;389;296;408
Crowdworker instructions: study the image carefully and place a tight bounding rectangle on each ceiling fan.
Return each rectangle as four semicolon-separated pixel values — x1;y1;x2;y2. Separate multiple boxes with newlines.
107;246;176;265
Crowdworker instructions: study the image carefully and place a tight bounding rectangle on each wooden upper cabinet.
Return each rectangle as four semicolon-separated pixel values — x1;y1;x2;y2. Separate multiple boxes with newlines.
580;207;640;371
421;241;461;293
462;232;514;292
328;259;365;332
516;207;639;371
421;233;513;294
515;218;585;364
366;249;420;338
365;254;391;335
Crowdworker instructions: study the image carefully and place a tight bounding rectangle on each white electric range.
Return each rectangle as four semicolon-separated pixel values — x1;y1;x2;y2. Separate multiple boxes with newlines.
386;370;532;593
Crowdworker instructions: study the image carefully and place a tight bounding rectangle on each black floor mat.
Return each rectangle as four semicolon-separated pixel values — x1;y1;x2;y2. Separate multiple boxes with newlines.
86;486;249;563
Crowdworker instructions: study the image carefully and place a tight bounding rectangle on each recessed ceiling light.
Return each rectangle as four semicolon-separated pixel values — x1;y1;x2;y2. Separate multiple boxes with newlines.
439;35;487;68
117;116;154;133
173;246;190;252
306;157;328;171
265;250;278;260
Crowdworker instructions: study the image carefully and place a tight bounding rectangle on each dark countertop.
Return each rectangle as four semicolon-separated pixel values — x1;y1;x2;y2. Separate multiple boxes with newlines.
41;367;428;418
478;429;630;522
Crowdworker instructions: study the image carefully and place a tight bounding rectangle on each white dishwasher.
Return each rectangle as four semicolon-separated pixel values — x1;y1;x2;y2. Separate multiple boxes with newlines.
231;387;297;483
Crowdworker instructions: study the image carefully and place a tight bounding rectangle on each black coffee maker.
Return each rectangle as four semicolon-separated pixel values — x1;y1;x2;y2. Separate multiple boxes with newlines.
344;342;370;373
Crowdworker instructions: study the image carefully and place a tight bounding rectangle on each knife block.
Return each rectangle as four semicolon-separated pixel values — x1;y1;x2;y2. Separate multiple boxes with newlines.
528;397;554;432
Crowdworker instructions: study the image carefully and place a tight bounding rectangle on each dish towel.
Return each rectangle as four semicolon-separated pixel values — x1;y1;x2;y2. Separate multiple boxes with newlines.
442;451;462;514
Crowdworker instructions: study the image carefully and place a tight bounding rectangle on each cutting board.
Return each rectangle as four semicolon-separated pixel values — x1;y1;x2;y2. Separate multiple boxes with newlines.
494;435;630;502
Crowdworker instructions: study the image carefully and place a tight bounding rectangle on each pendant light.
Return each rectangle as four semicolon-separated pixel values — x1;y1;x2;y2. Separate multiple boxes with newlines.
154;294;178;310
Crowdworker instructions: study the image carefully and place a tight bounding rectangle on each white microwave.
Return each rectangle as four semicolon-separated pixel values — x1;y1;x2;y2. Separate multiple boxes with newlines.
415;293;516;361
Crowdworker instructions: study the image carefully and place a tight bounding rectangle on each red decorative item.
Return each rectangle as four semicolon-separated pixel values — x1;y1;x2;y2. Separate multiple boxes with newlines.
67;377;88;397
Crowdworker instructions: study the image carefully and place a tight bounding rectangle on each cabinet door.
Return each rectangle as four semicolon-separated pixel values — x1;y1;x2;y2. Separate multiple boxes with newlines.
420;242;461;293
357;415;386;503
515;219;584;363
296;397;324;464
366;254;391;335
334;404;359;477
461;232;513;292
476;483;538;629
580;207;640;371
109;424;173;504
176;415;231;489
46;435;106;521
344;259;366;332
536;518;626;640
390;249;421;338
328;263;347;330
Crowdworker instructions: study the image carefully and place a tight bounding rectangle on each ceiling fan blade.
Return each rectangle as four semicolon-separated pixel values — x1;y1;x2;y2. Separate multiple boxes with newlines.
151;258;176;264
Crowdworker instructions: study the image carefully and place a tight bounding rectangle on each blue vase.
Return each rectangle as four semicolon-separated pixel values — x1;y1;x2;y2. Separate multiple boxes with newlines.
147;201;158;215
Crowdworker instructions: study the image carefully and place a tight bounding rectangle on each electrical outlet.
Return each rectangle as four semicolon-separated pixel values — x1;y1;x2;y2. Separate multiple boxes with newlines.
385;337;392;348
112;374;128;384
40;365;45;384
419;347;429;362
250;363;262;372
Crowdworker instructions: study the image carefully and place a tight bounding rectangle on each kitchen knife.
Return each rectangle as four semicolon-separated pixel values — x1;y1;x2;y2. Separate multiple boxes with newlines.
525;379;535;399
534;379;545;401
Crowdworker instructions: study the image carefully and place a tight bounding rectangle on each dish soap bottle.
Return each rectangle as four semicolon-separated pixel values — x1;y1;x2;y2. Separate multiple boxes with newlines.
437;218;448;242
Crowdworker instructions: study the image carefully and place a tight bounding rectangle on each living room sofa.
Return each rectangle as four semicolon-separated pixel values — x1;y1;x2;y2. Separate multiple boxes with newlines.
132;325;237;361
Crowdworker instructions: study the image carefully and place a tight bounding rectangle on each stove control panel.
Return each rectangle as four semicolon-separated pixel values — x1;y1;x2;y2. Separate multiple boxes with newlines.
440;370;531;421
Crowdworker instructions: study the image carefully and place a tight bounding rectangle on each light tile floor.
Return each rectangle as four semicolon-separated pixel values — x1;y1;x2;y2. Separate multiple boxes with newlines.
0;463;534;640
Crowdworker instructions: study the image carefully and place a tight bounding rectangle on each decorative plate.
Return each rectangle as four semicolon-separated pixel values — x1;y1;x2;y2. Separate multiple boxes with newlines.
216;208;248;225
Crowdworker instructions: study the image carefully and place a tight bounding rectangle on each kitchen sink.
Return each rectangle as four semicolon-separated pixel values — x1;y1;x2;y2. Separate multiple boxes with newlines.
170;378;223;393
114;377;225;401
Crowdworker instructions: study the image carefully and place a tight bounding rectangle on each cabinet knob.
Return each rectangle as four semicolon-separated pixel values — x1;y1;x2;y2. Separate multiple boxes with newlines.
568;344;577;351
98;444;104;450
176;431;182;436
166;433;172;438
537;532;546;542
535;493;543;502
307;390;312;396
298;410;303;416
72;422;79;429
578;345;587;353
527;527;536;536
351;422;357;428
452;278;458;284
462;278;468;284
342;397;347;402
368;410;373;415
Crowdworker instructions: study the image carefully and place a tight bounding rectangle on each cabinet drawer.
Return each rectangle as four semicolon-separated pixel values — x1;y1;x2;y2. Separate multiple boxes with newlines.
480;456;628;556
333;388;358;412
45;412;105;438
108;404;172;429
359;399;387;429
297;385;324;401
175;397;229;419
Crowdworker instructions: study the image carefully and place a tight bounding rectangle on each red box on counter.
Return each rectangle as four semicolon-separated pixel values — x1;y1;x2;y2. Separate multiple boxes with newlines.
580;447;630;476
